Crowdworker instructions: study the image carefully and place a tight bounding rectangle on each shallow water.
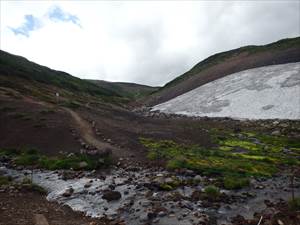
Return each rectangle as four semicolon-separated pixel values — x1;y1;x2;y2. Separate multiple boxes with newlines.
1;165;298;225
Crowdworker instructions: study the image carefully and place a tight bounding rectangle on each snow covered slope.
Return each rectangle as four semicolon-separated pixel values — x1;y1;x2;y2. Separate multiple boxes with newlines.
152;62;300;120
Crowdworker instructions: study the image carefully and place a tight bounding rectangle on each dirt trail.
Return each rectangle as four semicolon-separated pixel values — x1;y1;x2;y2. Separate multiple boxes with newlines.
64;108;115;150
21;96;137;161
23;96;116;152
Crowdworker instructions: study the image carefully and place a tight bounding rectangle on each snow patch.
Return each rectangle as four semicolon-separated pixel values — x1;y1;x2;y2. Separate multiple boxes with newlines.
152;62;300;120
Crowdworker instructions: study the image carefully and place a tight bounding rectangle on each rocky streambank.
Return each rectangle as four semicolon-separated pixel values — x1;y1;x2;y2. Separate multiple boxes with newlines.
0;163;299;225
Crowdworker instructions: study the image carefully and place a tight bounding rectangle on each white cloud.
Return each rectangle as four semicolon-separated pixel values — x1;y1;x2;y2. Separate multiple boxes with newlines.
1;1;299;86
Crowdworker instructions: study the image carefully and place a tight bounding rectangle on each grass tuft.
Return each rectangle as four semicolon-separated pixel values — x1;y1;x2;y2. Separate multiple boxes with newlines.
0;148;112;171
223;175;250;189
204;185;220;199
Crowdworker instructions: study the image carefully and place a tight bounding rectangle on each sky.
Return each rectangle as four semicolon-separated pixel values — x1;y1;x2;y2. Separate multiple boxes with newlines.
1;1;299;87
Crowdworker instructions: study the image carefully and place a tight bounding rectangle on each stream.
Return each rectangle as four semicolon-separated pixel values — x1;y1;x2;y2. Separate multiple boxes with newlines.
0;164;298;225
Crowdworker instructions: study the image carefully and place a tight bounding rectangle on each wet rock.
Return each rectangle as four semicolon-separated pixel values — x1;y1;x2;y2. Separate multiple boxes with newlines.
147;211;157;220
277;219;284;225
197;213;210;225
185;169;195;176
84;182;92;188
279;123;288;128
62;187;74;197
255;185;265;189
153;218;160;223
158;211;167;217
164;177;174;184
179;200;194;210
140;200;151;207
139;213;148;222
153;176;164;184
102;190;122;201
108;184;116;190
61;171;77;180
231;214;248;225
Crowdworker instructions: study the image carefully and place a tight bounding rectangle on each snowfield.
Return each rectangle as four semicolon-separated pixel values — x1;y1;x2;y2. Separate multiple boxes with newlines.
152;62;300;120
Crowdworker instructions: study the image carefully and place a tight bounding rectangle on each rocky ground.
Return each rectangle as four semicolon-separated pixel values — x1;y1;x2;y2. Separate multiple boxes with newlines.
0;92;300;225
0;191;108;225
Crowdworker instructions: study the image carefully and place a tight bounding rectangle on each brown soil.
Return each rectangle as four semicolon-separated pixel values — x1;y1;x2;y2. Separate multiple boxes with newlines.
0;92;273;166
0;97;81;155
0;190;106;225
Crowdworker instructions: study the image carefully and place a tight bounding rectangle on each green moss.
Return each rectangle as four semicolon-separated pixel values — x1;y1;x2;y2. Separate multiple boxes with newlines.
166;156;189;170
141;125;300;176
220;139;261;151
159;183;173;191
140;133;297;178
258;134;300;149
219;146;234;151
242;132;257;137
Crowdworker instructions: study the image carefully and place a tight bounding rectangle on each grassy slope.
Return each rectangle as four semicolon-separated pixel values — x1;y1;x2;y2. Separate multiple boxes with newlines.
165;37;300;89
0;50;121;97
88;79;159;100
146;37;300;105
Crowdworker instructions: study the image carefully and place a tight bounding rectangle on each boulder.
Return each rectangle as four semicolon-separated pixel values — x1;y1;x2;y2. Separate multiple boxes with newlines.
62;187;74;197
78;161;88;169
84;182;92;188
102;190;122;201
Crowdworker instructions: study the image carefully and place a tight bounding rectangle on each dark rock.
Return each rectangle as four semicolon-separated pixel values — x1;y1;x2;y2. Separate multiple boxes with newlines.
84;182;92;188
102;190;122;201
62;187;74;197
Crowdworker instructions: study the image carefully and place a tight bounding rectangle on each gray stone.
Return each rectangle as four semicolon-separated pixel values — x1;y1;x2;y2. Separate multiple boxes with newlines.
194;175;202;181
78;161;88;169
271;130;281;136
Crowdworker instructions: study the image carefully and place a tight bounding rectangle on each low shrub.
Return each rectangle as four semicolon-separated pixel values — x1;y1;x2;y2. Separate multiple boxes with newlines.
223;175;250;189
204;185;220;199
0;148;112;171
0;176;11;185
288;197;300;210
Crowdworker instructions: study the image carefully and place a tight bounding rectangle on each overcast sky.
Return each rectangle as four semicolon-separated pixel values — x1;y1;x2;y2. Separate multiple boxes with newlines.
1;1;299;86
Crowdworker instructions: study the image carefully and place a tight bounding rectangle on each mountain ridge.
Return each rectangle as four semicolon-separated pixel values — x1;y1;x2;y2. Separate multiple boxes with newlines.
145;37;300;106
0;50;158;104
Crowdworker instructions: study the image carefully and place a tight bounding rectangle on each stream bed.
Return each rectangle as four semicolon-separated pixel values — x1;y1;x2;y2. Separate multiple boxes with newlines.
0;164;298;225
